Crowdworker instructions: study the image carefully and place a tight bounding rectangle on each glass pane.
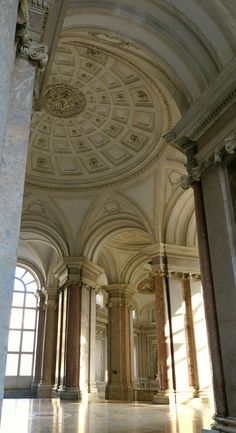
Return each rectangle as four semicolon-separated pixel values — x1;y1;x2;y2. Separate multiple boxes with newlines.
15;267;25;279
7;330;21;351
12;292;24;307
5;354;19;376
22;272;34;285
14;279;25;292
19;354;33;376
23;310;36;329
21;331;34;352
25;281;37;293
25;293;37;308
10;308;23;329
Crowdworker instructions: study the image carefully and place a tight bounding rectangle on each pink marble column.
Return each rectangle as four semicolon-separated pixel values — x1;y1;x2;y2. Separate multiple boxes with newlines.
180;273;199;396
105;285;134;401
153;273;169;404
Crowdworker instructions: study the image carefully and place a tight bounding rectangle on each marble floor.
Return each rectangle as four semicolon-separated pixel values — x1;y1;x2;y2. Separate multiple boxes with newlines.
0;398;213;433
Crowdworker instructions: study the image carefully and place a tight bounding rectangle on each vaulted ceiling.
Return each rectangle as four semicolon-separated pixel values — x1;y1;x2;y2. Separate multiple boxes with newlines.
19;0;236;296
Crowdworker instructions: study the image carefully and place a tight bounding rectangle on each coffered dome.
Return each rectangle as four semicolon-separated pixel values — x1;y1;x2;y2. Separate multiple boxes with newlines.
26;36;172;191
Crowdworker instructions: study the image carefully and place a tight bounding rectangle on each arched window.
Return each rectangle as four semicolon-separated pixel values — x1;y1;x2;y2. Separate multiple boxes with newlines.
5;266;39;386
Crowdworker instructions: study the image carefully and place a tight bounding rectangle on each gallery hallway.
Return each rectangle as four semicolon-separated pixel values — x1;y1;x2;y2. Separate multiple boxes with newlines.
0;398;213;433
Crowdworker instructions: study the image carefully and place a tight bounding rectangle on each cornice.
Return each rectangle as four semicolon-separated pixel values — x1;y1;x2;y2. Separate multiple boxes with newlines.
179;136;236;189
165;56;236;150
143;243;199;260
55;257;104;287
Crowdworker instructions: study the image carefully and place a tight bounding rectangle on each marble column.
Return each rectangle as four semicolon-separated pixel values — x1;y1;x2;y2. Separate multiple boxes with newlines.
0;0;18;161
153;273;169;404
37;289;58;397
200;163;236;432
53;287;65;393
58;258;103;401
105;285;134;401
192;180;227;421
88;287;97;396
0;57;36;405
180;273;199;397
31;291;45;394
60;281;82;400
138;330;149;380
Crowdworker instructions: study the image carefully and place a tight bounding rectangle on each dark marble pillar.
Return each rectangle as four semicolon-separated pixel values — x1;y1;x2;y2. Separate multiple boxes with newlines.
192;180;227;418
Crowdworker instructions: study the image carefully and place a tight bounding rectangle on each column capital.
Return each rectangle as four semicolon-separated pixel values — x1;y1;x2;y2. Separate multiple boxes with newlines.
55;257;105;289
35;289;45;311
103;284;135;296
103;284;135;309
44;288;58;309
16;0;48;69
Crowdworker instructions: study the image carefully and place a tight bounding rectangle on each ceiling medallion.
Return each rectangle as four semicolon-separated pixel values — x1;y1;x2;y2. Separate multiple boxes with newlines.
43;83;87;118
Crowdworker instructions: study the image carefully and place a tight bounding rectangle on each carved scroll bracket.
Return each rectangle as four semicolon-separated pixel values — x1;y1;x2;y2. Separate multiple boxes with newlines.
16;0;48;70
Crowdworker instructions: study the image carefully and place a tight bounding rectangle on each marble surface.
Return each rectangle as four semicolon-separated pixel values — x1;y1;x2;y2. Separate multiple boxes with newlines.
0;398;213;433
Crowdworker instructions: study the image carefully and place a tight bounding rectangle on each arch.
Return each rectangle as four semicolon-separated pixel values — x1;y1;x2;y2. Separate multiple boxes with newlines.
63;1;234;109
20;219;69;259
164;187;195;246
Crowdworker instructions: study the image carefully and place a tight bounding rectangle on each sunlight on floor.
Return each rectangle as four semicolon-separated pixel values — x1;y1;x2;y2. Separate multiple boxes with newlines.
0;398;213;433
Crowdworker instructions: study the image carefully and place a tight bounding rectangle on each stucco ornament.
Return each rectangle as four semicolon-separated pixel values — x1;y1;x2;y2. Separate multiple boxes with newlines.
43;84;87;118
16;0;48;69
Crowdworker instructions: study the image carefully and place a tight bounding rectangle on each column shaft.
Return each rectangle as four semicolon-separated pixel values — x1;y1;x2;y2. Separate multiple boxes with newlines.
37;290;58;397
192;180;227;416
153;274;168;392
0;57;35;402
181;275;199;394
105;285;134;401
88;288;97;395
31;292;45;393
60;283;81;400
0;0;18;161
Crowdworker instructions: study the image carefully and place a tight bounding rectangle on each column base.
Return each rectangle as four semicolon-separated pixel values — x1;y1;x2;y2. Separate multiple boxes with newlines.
37;382;53;398
153;390;170;405
210;415;236;433
105;383;133;401
31;381;39;395
60;387;82;401
88;384;98;399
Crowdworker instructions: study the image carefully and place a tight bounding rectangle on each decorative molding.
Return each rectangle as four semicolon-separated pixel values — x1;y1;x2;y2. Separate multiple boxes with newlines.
26;37;172;191
137;278;154;294
180;135;236;189
16;0;48;69
165;56;236;148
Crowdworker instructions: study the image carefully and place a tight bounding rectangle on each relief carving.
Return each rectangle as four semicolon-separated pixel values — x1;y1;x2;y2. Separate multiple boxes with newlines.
43;84;87;118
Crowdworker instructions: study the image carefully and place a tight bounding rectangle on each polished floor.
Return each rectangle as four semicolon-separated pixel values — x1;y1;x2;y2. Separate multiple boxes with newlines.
0;398;213;433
